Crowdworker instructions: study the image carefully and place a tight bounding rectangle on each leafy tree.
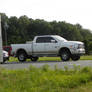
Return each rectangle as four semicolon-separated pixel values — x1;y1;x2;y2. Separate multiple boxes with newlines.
18;15;30;42
0;13;92;54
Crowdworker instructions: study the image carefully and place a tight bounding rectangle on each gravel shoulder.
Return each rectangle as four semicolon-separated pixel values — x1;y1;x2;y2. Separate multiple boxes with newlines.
0;60;92;70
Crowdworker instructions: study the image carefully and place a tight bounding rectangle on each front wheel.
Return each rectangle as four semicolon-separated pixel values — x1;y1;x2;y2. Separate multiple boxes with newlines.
60;50;70;61
71;55;80;61
0;60;5;64
30;56;39;62
2;57;9;64
3;59;6;64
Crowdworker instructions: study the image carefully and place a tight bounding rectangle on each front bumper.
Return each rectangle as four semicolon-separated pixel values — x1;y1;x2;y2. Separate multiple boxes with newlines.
70;48;85;55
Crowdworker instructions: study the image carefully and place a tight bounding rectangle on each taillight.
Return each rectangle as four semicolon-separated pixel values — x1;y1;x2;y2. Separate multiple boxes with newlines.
9;46;12;56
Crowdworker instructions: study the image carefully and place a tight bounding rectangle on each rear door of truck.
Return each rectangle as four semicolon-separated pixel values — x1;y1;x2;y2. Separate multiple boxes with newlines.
33;37;45;54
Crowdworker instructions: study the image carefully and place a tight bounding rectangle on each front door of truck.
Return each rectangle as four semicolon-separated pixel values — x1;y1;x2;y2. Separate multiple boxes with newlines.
44;37;59;55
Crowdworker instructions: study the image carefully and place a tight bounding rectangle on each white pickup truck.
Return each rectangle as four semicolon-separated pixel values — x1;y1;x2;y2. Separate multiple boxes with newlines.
11;35;85;62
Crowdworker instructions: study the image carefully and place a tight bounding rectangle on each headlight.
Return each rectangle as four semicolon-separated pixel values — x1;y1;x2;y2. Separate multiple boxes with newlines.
78;44;84;49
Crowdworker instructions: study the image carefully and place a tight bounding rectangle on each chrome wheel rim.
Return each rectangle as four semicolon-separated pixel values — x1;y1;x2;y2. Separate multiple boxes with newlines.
62;53;68;60
19;54;24;60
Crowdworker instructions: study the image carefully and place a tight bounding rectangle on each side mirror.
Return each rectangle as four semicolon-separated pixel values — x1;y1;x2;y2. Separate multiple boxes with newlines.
51;40;56;43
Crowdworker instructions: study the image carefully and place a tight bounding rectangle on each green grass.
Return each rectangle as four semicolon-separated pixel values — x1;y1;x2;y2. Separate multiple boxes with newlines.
80;55;92;60
0;66;92;92
9;55;92;62
4;55;92;92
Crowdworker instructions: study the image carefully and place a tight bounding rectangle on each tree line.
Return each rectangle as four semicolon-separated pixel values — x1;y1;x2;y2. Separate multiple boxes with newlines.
0;13;92;54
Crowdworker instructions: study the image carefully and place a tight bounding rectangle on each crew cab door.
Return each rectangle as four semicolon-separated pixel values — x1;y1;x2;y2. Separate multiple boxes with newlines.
33;36;59;55
44;37;59;54
33;37;45;54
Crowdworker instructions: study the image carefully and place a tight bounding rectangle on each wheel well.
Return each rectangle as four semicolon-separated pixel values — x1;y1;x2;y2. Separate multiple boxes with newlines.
59;47;71;56
16;49;27;57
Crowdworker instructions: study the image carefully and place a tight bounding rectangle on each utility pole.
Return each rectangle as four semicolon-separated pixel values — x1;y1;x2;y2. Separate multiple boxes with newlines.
4;22;8;46
0;15;3;63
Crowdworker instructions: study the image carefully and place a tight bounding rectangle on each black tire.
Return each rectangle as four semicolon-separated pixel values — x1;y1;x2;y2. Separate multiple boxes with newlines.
2;57;9;64
30;56;39;62
71;55;80;61
60;50;70;61
18;51;27;62
2;58;5;64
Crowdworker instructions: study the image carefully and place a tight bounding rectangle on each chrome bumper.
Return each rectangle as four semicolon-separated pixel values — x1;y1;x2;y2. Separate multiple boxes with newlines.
70;48;85;55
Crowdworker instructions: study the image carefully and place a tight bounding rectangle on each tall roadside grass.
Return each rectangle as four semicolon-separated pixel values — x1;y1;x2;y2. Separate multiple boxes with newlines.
0;65;92;92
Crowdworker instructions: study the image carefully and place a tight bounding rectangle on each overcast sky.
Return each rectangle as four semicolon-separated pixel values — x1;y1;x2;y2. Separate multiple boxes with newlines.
0;0;92;30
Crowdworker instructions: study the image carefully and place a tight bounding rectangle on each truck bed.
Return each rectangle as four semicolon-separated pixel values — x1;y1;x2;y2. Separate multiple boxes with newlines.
11;43;32;55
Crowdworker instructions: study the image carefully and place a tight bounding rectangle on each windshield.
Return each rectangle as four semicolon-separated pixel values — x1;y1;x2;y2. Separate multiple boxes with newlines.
54;36;67;41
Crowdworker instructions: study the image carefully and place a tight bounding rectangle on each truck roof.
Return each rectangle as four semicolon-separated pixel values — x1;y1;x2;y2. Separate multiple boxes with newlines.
35;35;58;37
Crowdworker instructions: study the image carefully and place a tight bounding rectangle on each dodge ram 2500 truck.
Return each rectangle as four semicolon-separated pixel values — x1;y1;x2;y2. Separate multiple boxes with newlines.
11;35;85;62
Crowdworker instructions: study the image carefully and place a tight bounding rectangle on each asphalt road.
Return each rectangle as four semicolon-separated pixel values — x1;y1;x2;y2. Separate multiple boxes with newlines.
0;60;92;70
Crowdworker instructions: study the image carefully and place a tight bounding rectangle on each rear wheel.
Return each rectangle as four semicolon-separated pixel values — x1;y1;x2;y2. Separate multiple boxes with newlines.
18;51;27;62
30;56;39;62
71;55;80;61
60;49;70;61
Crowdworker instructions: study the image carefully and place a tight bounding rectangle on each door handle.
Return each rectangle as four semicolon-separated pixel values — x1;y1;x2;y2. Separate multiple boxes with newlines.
55;46;59;48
